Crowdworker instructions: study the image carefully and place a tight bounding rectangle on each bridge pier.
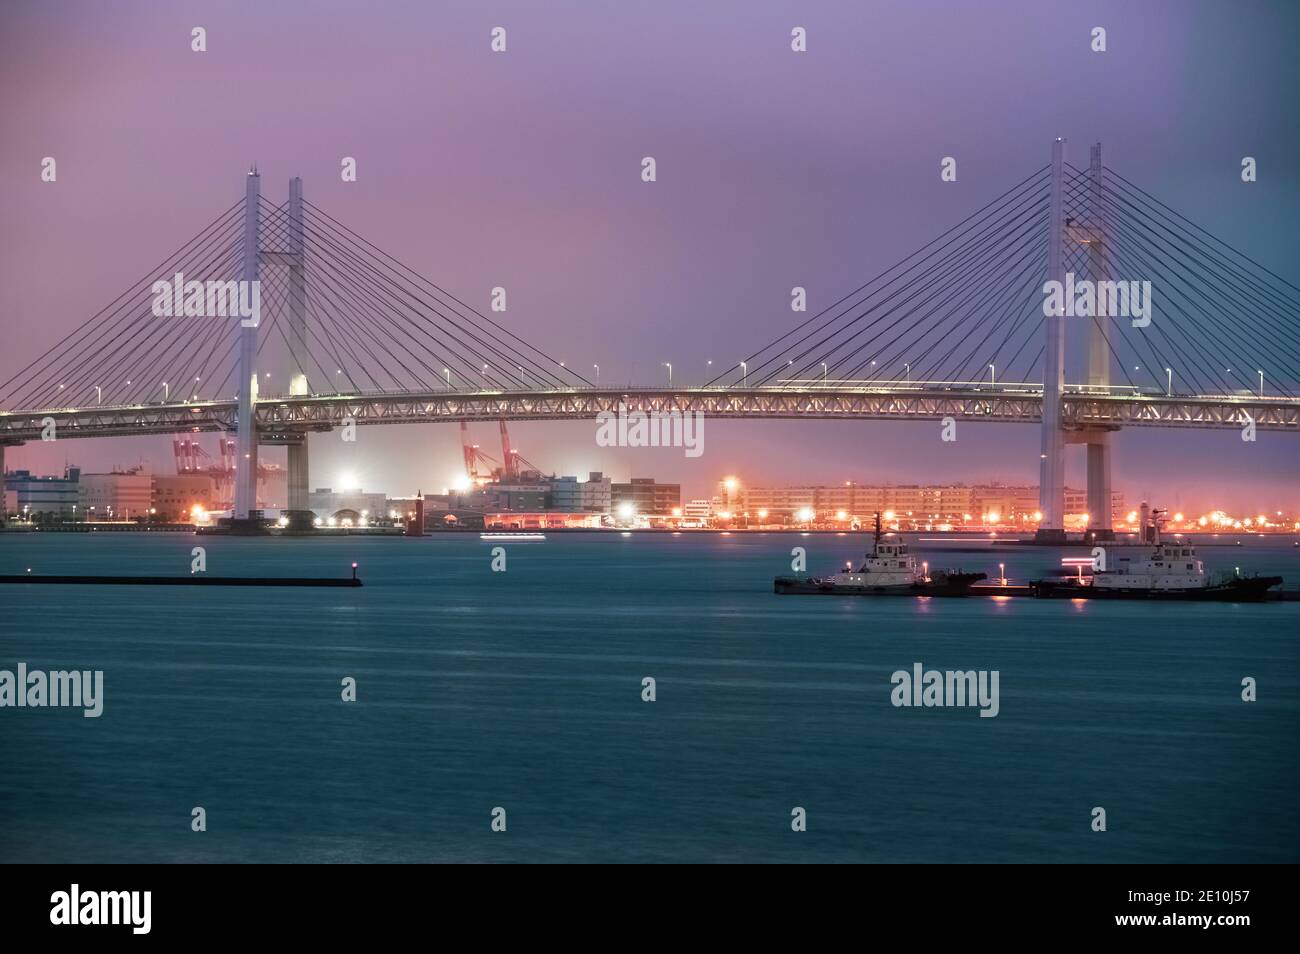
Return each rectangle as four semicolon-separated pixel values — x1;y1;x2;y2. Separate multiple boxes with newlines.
256;430;317;530
1064;429;1116;541
285;436;314;530
1086;437;1114;541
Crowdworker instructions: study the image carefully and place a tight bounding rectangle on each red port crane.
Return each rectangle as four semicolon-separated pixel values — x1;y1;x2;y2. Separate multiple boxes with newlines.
457;421;543;484
459;422;499;483
172;437;278;509
498;420;517;481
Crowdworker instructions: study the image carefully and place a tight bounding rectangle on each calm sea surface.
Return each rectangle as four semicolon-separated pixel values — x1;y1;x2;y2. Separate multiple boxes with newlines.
1;530;1297;863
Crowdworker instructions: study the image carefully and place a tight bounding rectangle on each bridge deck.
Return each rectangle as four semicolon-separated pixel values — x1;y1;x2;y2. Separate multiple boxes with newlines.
2;386;1295;442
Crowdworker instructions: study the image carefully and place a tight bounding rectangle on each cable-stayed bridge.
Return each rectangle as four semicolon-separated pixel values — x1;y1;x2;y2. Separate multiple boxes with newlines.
1;141;1297;536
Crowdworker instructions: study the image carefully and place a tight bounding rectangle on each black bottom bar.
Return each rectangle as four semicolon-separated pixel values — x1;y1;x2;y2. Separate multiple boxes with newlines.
0;863;1281;939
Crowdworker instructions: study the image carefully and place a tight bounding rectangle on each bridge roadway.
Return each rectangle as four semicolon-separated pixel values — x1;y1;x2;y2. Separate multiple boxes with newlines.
1;384;1297;444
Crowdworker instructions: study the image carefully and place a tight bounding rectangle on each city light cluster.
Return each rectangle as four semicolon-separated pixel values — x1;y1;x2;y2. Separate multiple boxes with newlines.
6;462;1297;535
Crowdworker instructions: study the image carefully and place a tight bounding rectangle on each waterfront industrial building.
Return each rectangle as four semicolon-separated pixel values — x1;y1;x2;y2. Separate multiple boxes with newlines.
151;474;219;522
78;470;153;520
307;487;390;524
4;467;81;519
611;477;681;516
547;473;613;512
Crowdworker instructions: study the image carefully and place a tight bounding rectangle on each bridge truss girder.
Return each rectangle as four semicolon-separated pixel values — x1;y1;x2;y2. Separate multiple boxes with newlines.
1;388;1296;443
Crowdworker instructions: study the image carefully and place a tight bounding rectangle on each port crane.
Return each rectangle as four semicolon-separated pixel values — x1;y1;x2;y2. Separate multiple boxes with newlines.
458;421;544;484
171;437;278;508
497;419;544;479
459;422;497;484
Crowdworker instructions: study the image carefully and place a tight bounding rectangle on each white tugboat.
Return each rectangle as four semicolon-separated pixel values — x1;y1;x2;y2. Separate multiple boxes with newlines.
1032;508;1283;602
774;513;986;596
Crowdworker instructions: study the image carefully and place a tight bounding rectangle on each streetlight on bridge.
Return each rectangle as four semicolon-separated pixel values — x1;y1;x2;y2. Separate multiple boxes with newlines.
593;363;599;386
664;362;672;387
740;361;747;387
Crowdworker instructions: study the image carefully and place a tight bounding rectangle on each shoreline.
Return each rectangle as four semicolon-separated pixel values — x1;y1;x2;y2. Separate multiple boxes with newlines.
2;523;1297;547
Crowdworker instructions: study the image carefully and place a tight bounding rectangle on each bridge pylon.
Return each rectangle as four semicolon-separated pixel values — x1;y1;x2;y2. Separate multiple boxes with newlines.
231;168;262;528
1035;139;1117;542
1035;139;1069;543
230;171;314;531
0;441;13;526
1078;142;1116;542
280;176;313;530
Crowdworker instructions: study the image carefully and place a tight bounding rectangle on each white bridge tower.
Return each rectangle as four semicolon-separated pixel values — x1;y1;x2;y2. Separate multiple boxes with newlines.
232;171;312;529
1036;140;1117;542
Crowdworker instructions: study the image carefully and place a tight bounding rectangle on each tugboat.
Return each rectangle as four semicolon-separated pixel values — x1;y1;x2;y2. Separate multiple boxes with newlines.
774;513;986;596
1031;509;1283;602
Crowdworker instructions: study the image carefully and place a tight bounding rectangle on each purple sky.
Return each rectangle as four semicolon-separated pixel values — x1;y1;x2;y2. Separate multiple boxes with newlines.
2;0;1297;512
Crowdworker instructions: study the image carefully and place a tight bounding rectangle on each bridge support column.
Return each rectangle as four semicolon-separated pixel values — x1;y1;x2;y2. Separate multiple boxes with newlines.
1035;138;1068;543
1086;437;1114;540
285;436;314;530
1065;428;1116;541
232;167;263;531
